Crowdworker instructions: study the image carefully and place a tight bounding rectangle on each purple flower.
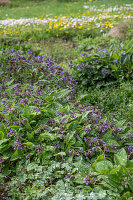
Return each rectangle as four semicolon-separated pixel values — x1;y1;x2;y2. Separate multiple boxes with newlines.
65;175;68;178
61;118;67;123
6;105;9;109
69;149;72;155
92;147;95;151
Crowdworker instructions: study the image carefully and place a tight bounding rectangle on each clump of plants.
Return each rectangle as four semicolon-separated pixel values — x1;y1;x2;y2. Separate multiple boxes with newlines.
0;49;133;199
72;40;133;89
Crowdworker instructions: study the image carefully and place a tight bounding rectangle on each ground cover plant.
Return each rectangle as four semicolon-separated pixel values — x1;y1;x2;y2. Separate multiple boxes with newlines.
0;0;133;199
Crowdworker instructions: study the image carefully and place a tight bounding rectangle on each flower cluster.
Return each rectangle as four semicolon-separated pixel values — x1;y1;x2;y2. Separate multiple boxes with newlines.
84;175;95;185
0;50;132;173
0;4;132;38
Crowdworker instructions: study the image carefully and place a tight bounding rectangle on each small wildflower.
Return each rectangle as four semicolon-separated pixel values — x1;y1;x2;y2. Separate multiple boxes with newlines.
26;154;30;159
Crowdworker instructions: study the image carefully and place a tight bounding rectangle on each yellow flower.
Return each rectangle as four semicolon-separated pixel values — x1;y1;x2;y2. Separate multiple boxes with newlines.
78;26;82;29
54;24;58;29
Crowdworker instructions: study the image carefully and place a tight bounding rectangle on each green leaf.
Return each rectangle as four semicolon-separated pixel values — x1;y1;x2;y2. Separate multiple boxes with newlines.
10;150;23;161
95;160;113;173
39;133;55;141
127;178;133;193
106;140;120;146
103;131;112;141
111;65;118;71
0;131;4;140
8;84;18;91
46;145;55;152
45;91;55;101
6;79;14;86
77;93;88;101
55;152;66;157
81;110;92;120
26;162;39;171
114;148;127;167
0;123;8;136
127;160;133;168
122;192;131;199
27;131;34;141
110;166;121;175
0;139;9;146
55;89;71;99
92;154;104;168
23;142;34;146
25;122;32;130
74;174;85;184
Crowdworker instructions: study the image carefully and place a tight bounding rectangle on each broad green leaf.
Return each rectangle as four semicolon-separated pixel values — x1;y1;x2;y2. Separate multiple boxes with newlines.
2;165;11;176
39;133;55;141
0;123;8;135
100;180;118;192
6;79;14;86
95;160;113;173
110;166;121;175
55;89;71;99
2;151;13;160
127;177;133;193
0;139;9;146
103;131;112;141
92;154;104;168
111;65;118;71
98;190;107;199
81;110;92;120
10;150;23;161
77;93;88;101
127;160;133;168
45;91;55;101
46;145;55;152
74;174;85;184
27;163;38;171
122;192;131;199
114;148;127;167
27;132;34;141
0;131;4;140
25;122;32;130
23;142;34;146
106;140;119;146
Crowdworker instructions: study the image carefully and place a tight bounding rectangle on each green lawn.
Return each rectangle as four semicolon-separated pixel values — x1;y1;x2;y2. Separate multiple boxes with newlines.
0;0;133;19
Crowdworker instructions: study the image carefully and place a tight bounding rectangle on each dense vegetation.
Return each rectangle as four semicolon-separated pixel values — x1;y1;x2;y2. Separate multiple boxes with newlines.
0;0;133;199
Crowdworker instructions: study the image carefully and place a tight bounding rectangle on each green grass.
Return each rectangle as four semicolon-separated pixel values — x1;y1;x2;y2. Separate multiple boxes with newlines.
0;0;133;20
0;0;86;19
